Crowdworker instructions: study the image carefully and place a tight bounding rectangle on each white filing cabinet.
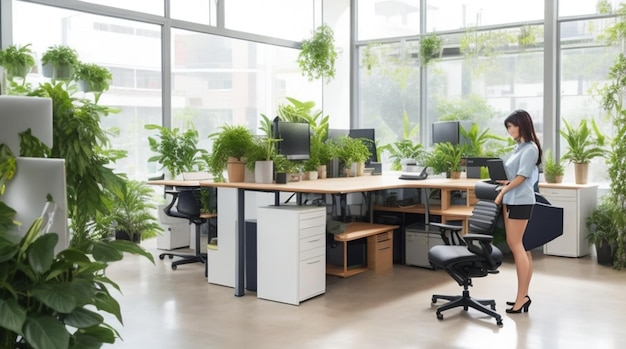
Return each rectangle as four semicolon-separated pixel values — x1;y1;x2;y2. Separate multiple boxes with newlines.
257;205;326;305
405;224;444;268
539;184;598;257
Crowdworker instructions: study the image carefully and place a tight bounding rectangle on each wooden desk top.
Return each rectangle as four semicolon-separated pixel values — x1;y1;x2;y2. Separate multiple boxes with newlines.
147;174;482;194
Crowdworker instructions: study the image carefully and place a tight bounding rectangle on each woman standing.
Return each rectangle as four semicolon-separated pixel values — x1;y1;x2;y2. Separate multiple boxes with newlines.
494;109;542;314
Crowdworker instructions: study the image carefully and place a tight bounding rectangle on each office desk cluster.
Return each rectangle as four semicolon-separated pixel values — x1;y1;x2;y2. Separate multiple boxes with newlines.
149;175;482;301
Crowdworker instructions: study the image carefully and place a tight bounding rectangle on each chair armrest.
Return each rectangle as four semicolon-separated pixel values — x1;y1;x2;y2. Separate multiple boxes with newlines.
163;190;180;216
464;233;497;269
428;222;465;246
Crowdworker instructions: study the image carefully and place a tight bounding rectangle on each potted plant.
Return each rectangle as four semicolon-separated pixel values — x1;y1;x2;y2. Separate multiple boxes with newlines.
103;179;163;242
208;124;254;182
0;196;154;349
297;23;338;82
245;116;281;184
420;33;443;65
559;117;607;184
382;139;426;171
0;44;36;79
427;142;468;179
74;62;112;97
335;135;371;177
586;198;619;266
146;123;207;179
41;45;80;80
542;148;565;183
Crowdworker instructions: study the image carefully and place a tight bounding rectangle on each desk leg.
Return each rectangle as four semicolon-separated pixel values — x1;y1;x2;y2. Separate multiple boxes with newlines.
235;188;245;297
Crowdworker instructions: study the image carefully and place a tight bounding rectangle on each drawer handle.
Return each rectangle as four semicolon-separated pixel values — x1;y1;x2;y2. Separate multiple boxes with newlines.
307;238;321;243
379;247;391;251
307;259;321;265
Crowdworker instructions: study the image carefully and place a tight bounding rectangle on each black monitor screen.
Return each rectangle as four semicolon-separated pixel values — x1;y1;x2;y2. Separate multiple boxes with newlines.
349;128;377;164
432;121;460;145
274;120;310;160
432;121;473;145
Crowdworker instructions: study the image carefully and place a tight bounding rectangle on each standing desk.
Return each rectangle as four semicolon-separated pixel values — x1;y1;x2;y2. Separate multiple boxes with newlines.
149;175;481;297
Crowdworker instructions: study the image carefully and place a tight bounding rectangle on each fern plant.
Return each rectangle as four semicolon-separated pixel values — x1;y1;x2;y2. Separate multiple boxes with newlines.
297;24;338;82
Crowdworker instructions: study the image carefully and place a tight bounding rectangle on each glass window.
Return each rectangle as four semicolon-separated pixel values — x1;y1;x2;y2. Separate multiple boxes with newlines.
77;0;163;16
357;40;420;167
560;0;622;17
171;0;217;25
12;2;163;180
427;0;543;32
559;18;617;183
171;28;321;155
357;0;420;40
224;0;312;41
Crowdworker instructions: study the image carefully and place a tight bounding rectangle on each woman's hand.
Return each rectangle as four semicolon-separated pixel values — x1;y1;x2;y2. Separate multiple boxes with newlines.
495;192;503;206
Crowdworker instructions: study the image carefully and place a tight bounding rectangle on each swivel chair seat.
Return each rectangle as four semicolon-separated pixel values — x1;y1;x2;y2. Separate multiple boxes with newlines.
428;199;504;326
159;189;209;272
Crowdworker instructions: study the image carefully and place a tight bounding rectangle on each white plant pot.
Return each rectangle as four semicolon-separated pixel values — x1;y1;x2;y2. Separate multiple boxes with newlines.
255;160;274;184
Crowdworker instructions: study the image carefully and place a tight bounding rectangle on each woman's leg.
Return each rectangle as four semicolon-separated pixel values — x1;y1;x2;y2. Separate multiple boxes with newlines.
503;205;531;309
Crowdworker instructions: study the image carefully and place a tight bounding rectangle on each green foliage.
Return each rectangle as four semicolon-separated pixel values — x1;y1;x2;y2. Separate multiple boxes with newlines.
335;135;371;166
420;33;443;65
18;129;51;158
74;62;112;98
100;179;163;241
146;123;207;178
0;207;154;349
297;24;338;82
426;142;469;174
41;45;79;67
597;0;613;14
207;125;254;181
28;82;127;249
542;148;565;182
599;14;626;269
436;93;499;123
0;44;36;78
383;140;425;171
0;145;16;197
460;123;508;157
559;118;607;164
586;197;620;247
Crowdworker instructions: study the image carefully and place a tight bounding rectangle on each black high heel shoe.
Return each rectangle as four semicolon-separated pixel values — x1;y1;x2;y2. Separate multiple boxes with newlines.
506;296;532;313
506;295;529;306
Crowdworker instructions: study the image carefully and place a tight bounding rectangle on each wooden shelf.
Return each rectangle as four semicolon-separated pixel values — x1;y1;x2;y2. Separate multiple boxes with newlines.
333;222;399;242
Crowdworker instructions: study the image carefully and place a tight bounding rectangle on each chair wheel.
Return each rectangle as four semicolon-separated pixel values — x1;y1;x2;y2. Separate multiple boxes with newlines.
436;313;444;320
496;319;503;326
171;265;177;270
431;297;437;304
159;254;165;260
168;255;174;259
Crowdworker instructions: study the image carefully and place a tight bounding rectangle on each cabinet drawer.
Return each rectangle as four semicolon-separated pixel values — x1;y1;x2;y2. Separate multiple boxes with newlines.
300;224;324;238
300;233;324;251
541;188;576;199
300;214;325;229
300;246;325;260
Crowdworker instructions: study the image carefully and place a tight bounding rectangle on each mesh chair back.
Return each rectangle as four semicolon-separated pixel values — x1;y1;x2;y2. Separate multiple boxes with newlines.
467;201;500;236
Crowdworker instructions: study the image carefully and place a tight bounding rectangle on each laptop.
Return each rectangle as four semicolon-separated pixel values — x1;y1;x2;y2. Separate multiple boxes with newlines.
486;159;508;182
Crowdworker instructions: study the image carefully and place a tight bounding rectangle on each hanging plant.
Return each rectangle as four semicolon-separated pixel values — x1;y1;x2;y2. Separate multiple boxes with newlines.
420;33;443;66
297;24;338;82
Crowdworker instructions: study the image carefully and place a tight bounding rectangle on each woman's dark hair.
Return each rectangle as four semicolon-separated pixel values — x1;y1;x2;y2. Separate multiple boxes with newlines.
504;109;543;165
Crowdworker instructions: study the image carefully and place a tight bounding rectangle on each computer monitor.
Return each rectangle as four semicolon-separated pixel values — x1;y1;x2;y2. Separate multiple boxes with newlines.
273;119;311;160
348;128;377;164
431;120;473;145
2;157;68;254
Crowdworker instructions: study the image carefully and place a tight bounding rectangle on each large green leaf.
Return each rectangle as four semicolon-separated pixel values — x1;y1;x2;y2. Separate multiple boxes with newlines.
74;324;118;346
0;298;26;334
31;282;79;313
23;315;70;349
91;241;123;262
107;239;155;264
63;307;103;329
0;237;18;262
28;233;58;273
93;292;122;324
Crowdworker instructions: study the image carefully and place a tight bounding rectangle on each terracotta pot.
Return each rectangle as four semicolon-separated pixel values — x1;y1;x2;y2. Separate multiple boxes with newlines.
450;171;462;179
318;165;327;179
227;157;245;183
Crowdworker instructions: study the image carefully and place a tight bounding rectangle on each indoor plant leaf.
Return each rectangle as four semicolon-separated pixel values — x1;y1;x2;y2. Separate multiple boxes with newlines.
23;315;70;349
0;298;26;335
27;233;58;274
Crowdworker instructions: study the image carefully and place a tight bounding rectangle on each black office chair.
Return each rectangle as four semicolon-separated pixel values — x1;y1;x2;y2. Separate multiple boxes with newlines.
428;199;504;326
158;189;208;272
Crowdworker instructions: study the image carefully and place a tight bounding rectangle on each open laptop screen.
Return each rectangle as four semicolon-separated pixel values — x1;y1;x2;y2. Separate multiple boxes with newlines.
486;159;508;182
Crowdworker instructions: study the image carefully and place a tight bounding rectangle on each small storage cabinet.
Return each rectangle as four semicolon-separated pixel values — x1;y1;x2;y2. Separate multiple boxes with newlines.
405;224;444;268
539;183;598;257
257;205;326;305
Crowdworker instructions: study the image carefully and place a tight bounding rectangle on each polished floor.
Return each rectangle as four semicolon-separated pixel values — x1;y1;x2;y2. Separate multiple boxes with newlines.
103;239;626;349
